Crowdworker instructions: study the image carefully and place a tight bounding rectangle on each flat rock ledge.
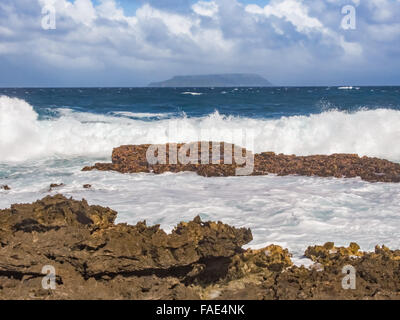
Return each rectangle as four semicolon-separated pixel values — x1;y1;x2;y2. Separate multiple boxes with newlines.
82;142;400;183
1;195;400;300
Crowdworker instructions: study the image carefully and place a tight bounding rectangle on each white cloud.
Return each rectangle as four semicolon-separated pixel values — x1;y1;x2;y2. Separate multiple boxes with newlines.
192;1;219;17
339;36;363;56
39;0;97;26
244;0;363;57
367;23;400;42
260;0;323;33
0;25;13;37
367;0;394;22
0;0;399;85
96;0;126;21
136;4;194;36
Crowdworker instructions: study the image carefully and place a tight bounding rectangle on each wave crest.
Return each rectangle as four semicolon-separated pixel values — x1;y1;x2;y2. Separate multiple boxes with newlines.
1;96;400;163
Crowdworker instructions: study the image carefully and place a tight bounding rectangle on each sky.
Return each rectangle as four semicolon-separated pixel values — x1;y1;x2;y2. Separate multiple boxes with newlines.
0;0;399;87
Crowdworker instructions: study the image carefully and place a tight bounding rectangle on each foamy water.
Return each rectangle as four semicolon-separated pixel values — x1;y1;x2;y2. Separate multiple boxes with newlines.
1;96;400;162
1;95;400;265
1;160;400;265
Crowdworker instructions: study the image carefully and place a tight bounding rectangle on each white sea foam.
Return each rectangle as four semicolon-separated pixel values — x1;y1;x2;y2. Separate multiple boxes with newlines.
111;111;173;119
338;86;353;90
1;163;400;264
338;86;360;90
1;95;400;162
1;95;400;265
181;92;203;96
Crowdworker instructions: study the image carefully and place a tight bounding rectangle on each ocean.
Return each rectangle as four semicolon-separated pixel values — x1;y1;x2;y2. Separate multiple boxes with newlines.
1;86;400;264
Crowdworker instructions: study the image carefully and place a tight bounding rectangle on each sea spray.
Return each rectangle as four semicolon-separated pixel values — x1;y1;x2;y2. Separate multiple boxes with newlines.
1;95;400;163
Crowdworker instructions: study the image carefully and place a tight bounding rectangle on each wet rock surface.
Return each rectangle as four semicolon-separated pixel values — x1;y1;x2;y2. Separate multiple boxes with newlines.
255;152;400;182
1;195;400;300
82;142;400;182
82;142;252;177
48;183;65;191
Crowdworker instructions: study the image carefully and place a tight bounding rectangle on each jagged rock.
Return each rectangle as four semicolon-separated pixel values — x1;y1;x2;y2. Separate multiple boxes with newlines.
227;245;293;279
304;242;363;266
82;142;400;182
255;153;400;182
1;185;11;190
1;196;400;300
271;243;400;300
197;244;400;300
0;195;251;299
82;142;251;177
49;183;65;191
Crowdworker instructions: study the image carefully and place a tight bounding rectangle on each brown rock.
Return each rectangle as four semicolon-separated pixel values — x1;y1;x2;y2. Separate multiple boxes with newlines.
0;195;251;299
304;242;363;266
82;142;400;183
83;142;252;177
1;185;11;190
2;196;400;300
227;245;293;278
49;183;65;191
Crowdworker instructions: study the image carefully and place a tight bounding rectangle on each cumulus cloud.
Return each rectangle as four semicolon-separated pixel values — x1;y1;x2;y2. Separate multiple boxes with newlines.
192;1;219;17
0;0;399;86
247;0;324;33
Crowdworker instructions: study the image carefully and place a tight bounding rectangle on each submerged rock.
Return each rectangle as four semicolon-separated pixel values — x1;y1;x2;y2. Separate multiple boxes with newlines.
49;183;65;191
1;195;400;300
1;185;11;190
82;142;400;183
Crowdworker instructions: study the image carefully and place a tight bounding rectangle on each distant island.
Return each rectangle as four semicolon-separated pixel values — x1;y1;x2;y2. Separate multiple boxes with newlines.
148;73;272;87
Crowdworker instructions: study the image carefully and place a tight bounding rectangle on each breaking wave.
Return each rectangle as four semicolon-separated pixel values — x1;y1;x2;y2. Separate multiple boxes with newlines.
1;95;400;162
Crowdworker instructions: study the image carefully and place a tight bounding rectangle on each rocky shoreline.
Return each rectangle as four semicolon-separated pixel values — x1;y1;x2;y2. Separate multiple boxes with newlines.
1;195;400;300
82;142;400;183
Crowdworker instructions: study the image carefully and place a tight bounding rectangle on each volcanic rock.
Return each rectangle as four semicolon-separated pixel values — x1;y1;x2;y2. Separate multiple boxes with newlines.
304;242;363;266
0;195;251;299
1;196;400;300
82;142;252;177
82;142;400;183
